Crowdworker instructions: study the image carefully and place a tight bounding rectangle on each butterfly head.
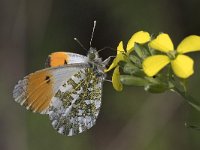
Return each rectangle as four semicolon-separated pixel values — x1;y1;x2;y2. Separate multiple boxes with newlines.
87;47;101;62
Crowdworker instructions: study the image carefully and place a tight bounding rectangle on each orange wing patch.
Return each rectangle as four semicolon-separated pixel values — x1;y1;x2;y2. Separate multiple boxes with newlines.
26;71;53;113
46;52;69;67
13;70;54;113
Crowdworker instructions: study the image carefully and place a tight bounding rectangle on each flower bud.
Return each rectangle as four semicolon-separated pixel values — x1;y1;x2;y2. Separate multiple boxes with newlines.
144;83;169;93
123;63;144;76
120;75;147;86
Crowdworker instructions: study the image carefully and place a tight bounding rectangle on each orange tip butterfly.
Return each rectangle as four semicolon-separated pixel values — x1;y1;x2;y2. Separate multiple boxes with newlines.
13;21;111;136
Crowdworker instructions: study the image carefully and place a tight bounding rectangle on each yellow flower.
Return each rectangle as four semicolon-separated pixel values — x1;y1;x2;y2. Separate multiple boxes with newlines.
112;66;123;91
105;31;150;91
143;33;200;78
105;41;125;73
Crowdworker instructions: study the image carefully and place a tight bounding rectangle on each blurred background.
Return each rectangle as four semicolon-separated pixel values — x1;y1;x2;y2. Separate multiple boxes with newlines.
1;0;200;150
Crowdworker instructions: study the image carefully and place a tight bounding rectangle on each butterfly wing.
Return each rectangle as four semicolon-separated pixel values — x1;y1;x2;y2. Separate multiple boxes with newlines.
45;52;88;67
13;64;88;114
48;67;104;136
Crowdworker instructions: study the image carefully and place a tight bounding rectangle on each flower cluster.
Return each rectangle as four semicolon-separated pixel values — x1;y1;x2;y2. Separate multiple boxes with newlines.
106;31;200;112
105;31;151;91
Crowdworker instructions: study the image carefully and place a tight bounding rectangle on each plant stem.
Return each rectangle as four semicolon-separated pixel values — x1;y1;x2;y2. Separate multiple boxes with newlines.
173;87;200;111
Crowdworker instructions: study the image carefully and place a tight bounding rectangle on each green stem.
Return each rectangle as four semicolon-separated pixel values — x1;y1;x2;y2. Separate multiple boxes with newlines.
185;122;200;130
180;79;187;92
173;87;200;111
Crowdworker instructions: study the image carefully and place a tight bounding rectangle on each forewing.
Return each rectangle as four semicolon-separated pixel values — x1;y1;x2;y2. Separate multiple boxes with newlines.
13;64;88;114
45;52;88;67
48;68;103;136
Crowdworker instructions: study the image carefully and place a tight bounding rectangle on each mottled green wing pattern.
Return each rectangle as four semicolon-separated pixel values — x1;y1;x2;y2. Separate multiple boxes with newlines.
48;67;103;136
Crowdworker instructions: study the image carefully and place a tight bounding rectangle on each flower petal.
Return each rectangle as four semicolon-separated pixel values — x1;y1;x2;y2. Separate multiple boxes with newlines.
112;66;123;91
117;41;125;54
104;57;119;72
142;55;170;76
126;31;150;53
171;54;194;78
149;33;174;53
177;35;200;53
105;41;125;72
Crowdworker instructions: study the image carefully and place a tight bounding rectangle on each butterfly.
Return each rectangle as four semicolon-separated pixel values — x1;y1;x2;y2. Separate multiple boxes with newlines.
13;21;111;136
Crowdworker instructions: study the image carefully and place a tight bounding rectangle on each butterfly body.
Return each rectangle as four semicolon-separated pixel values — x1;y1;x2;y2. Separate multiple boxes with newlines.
13;47;109;136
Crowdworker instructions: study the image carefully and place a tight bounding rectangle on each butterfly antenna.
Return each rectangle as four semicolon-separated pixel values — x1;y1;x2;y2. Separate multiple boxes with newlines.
74;38;87;51
90;20;96;47
98;46;117;53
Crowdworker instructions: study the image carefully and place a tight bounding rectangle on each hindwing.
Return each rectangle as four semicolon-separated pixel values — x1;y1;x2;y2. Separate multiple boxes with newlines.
48;67;103;136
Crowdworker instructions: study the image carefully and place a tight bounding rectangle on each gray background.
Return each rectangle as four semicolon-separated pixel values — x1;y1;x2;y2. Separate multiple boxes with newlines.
1;0;200;150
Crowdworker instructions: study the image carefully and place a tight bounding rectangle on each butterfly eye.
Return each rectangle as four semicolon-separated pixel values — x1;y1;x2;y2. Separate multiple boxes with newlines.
89;52;96;60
